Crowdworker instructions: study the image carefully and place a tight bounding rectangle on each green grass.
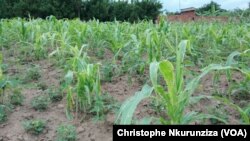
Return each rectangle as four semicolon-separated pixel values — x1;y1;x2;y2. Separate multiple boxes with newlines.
31;95;50;111
9;89;24;106
47;88;63;102
22;119;46;135
56;124;77;141
23;65;41;82
0;105;8;123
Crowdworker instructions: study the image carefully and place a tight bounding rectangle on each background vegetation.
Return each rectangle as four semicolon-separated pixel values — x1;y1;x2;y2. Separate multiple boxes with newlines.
0;0;162;22
166;1;250;18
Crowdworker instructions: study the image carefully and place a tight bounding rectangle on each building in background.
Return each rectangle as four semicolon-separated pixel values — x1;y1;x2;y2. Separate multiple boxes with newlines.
167;7;196;21
166;7;228;22
180;7;196;20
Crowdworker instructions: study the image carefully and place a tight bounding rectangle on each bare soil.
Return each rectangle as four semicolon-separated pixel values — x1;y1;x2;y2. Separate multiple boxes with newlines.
0;49;144;141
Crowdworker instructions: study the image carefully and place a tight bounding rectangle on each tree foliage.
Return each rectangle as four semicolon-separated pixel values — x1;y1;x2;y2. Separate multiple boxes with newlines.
0;0;162;22
196;1;226;16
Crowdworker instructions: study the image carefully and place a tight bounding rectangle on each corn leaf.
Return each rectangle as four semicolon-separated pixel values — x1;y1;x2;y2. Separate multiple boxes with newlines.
116;85;153;124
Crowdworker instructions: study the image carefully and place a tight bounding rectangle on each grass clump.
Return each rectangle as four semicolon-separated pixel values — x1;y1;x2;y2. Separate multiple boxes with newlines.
47;88;63;102
56;124;77;141
0;105;7;123
9;89;24;106
22;119;46;135
31;95;50;111
24;65;41;82
37;81;48;91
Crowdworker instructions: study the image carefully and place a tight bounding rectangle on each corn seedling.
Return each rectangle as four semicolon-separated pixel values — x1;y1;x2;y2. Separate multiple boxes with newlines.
0;53;15;104
63;45;103;119
65;63;103;119
116;40;249;124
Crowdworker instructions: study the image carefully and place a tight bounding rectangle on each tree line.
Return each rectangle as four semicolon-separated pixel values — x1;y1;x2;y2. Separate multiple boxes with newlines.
0;0;162;22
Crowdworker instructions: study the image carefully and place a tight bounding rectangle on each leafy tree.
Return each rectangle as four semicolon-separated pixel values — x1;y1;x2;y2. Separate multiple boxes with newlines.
196;1;227;16
0;0;162;22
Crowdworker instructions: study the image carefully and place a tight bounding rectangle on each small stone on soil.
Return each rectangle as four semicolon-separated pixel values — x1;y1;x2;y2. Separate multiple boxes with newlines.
105;114;115;125
57;104;64;109
17;135;24;141
77;126;85;133
22;113;33;119
15;107;21;111
0;123;8;128
6;134;11;139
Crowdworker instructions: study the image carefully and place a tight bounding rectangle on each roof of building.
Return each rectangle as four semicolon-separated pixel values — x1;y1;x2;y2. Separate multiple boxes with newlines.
181;7;196;13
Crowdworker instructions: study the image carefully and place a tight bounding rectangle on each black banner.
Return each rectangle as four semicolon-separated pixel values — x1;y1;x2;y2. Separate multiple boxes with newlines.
113;125;250;141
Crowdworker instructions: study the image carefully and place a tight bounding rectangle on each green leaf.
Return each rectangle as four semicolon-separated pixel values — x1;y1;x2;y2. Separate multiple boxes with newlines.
115;85;153;124
226;51;241;66
189;95;212;105
177;40;187;63
135;117;154;125
182;112;227;124
185;64;232;96
214;96;249;124
149;61;159;87
64;70;74;85
176;40;187;93
159;60;176;96
0;79;16;89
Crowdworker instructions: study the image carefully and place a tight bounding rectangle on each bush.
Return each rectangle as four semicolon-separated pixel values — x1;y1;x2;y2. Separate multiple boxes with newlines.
22;119;46;135
56;124;77;141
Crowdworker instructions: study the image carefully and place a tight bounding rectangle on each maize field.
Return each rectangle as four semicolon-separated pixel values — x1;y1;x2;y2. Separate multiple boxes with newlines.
0;17;249;140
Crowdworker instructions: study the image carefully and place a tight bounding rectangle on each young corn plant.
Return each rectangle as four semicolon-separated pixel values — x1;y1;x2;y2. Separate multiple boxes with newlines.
64;46;103;119
65;63;103;119
116;40;249;124
0;53;15;104
33;31;47;60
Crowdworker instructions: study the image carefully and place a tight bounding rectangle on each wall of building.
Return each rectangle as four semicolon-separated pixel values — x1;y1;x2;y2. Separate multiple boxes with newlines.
167;11;196;22
167;14;228;22
156;10;229;23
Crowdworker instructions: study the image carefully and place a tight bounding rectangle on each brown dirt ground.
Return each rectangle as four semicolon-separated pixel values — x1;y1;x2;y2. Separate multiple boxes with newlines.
0;49;144;141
